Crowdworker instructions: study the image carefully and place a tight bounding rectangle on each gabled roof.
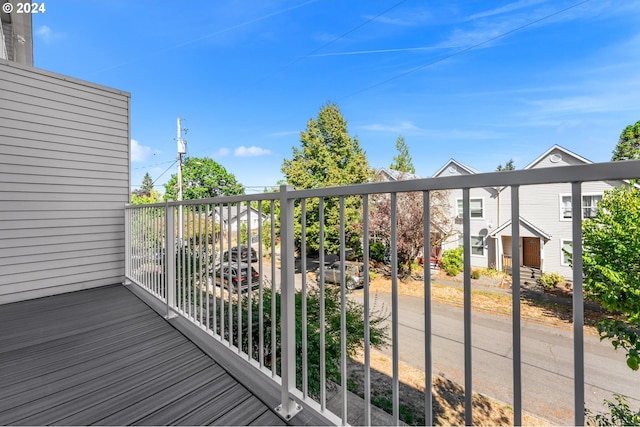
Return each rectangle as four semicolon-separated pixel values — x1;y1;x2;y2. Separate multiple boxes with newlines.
375;167;421;181
432;158;481;177
489;216;552;242
524;144;592;170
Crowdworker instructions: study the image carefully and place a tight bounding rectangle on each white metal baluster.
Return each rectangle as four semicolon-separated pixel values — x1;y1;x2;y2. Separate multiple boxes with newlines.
571;182;585;426
247;201;253;361
227;203;233;345
319;197;327;411
390;193;399;426
188;205;194;319
301;199;308;398
181;204;186;314
270;200;277;377
511;185;522;426
237;202;242;352
198;204;204;326
462;188;473;426
339;197;348;425
166;204;176;319
363;194;372;427
218;203;225;340
258;200;265;368
205;204;210;332
423;191;433;427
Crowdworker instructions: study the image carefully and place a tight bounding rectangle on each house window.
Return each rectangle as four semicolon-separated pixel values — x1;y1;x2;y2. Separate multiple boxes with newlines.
560;194;602;220
456;198;484;219
582;195;602;218
561;240;572;266
471;236;484;256
460;235;485;256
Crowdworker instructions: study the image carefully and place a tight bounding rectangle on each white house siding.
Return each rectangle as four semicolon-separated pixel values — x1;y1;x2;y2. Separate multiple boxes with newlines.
496;147;622;278
0;60;130;304
435;163;499;269
514;180;618;278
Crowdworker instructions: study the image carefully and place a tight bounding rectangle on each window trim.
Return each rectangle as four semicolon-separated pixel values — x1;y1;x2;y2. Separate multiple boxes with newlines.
558;193;603;221
560;239;572;266
456;197;485;220
460;235;485;257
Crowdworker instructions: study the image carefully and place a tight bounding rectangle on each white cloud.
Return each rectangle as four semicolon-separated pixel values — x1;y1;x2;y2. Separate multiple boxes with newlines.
234;146;272;157
130;139;151;163
359;121;424;134
35;25;62;44
213;148;231;158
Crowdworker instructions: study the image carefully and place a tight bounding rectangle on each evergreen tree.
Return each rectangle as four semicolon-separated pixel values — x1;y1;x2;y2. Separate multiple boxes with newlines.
281;102;370;254
389;136;415;174
141;172;154;192
612;120;640;161
496;159;515;171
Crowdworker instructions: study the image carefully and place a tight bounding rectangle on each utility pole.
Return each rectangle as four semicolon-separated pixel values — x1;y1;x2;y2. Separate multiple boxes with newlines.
176;117;186;242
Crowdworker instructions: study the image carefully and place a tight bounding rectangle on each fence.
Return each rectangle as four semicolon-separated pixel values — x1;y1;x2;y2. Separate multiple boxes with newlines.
125;159;640;426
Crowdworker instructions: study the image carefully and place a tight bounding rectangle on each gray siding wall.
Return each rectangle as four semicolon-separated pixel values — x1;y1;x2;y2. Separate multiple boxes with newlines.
0;60;130;304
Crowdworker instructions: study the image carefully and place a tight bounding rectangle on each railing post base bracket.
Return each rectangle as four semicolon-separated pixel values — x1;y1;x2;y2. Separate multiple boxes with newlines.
275;401;302;421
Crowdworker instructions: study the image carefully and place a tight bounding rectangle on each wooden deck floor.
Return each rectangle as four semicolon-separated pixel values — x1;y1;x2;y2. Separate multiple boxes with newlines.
0;284;289;426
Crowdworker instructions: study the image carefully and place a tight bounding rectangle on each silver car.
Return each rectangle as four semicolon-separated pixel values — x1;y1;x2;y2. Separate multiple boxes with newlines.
315;261;364;290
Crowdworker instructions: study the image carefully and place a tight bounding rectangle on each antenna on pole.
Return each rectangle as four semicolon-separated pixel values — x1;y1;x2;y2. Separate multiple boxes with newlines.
177;118;187;242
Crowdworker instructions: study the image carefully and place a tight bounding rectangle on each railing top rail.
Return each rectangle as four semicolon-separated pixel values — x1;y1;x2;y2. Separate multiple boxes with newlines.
291;160;640;199
125;159;640;209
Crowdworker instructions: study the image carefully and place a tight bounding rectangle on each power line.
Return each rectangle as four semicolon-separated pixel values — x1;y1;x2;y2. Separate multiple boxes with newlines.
255;0;408;85
132;160;175;170
339;0;593;101
151;160;178;187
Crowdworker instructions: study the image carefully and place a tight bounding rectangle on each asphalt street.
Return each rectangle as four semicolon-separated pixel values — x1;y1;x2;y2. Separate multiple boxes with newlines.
350;290;640;425
258;260;639;424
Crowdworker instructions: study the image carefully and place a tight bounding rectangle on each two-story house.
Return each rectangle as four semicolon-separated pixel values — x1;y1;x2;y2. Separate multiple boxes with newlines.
434;145;626;279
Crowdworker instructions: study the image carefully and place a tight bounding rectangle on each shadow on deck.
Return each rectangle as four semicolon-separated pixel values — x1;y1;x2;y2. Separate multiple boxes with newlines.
0;284;323;426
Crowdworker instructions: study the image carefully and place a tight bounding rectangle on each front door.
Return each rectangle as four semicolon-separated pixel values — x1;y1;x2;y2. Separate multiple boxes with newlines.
522;237;540;268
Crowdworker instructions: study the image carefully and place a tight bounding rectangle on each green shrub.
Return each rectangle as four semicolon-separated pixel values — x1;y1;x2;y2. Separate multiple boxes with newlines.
441;247;463;276
470;268;481;280
586;394;640;426
537;272;565;289
369;241;386;263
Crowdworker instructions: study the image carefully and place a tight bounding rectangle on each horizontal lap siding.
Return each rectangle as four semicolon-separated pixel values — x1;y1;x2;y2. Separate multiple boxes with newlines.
0;60;130;304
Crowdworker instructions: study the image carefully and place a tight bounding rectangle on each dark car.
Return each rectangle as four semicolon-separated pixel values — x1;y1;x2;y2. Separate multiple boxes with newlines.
222;246;257;263
213;262;259;291
315;261;364;290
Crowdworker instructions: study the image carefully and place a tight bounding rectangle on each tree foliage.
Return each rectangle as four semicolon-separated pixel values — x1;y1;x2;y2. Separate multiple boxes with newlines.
164;157;244;201
281;102;370;254
369;183;455;277
496;159;515;171
141;172;154;192
612;120;640;161
131;189;162;205
580;186;640;371
131;171;161;204
390;135;415;174
231;287;388;398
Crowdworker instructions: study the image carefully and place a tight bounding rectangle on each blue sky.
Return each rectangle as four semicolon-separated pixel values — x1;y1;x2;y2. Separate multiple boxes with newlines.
33;0;640;193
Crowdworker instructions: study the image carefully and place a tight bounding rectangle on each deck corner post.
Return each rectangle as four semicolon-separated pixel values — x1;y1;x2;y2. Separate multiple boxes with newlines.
276;185;303;420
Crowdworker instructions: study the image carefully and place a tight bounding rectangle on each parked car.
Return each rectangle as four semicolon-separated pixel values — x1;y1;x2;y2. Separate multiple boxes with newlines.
315;261;364;290
213;262;259;291
222;246;257;263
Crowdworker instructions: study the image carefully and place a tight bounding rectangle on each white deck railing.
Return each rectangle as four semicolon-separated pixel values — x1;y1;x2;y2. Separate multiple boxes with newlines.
124;159;640;426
